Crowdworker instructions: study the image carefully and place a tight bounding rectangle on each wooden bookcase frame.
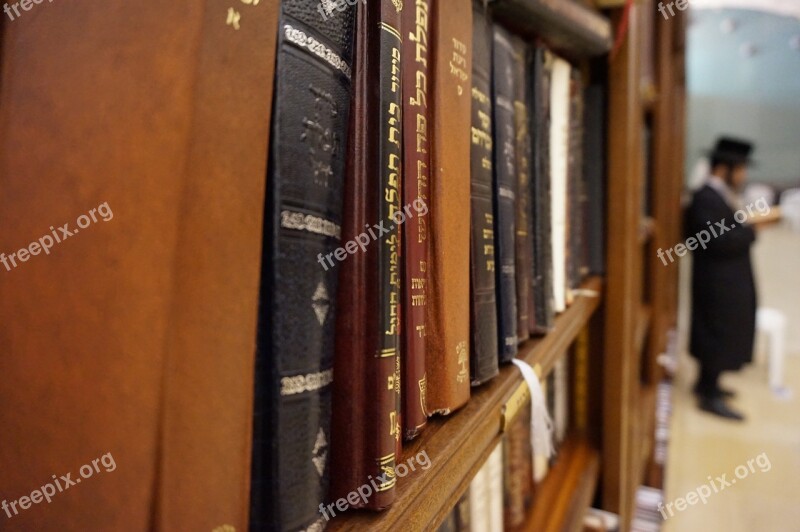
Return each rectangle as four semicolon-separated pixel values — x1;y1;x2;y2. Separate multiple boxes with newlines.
602;1;685;528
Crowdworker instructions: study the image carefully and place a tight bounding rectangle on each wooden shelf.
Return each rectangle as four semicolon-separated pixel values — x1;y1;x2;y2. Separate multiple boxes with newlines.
491;0;612;58
524;437;600;532
328;276;603;531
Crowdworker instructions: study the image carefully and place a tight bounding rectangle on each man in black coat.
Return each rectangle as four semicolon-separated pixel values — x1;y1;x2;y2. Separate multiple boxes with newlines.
685;137;758;421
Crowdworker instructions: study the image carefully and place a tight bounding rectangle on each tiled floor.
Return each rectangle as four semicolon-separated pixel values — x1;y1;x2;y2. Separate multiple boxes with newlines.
664;223;800;532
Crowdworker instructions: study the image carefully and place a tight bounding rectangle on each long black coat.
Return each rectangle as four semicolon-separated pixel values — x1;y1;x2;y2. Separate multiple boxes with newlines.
685;185;757;373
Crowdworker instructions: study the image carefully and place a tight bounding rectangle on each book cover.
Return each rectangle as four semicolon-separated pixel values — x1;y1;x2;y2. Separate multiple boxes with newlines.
503;401;534;531
530;45;556;333
251;1;356;529
511;37;535;341
549;55;571;314
469;0;500;386
329;0;403;511
426;0;473;414
492;25;519;362
401;0;431;439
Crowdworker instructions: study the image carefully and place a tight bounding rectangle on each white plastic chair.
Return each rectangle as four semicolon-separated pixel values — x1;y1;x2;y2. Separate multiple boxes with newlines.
755;307;790;398
780;188;800;232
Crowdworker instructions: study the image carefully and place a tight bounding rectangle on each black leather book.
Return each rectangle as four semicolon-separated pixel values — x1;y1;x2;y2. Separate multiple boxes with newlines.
250;3;355;530
491;25;518;362
469;1;500;386
583;80;606;275
567;69;585;299
530;45;555;333
511;37;535;340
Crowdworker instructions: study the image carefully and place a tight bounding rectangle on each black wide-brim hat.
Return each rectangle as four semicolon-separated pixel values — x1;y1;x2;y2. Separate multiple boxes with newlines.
707;136;757;166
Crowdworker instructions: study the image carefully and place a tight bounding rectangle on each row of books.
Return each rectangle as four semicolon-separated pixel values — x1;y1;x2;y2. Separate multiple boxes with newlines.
438;354;572;532
250;0;606;530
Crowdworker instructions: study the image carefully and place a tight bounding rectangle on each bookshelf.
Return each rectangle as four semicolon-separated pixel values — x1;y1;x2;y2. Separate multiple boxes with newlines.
0;0;683;529
328;277;603;531
327;1;684;530
603;0;685;528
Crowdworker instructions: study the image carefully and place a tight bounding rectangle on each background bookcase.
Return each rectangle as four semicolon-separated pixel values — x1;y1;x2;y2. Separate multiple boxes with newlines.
327;1;685;530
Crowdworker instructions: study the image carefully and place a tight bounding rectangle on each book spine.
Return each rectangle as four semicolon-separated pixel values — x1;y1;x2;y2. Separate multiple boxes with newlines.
376;0;404;498
550;55;571;314
511;37;535;340
583;82;606;275
554;356;569;444
487;443;505;531
401;0;431;440
533;377;551;484
330;0;402;511
531;47;556;332
491;25;519;362
572;327;590;436
503;402;534;531
157;2;281;531
426;0;472;414
567;69;585;302
468;461;490;532
469;1;499;387
253;4;355;530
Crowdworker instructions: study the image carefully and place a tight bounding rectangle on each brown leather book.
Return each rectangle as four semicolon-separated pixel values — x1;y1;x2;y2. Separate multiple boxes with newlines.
401;0;431;440
158;3;280;532
329;0;403;511
426;0;473;415
1;2;278;530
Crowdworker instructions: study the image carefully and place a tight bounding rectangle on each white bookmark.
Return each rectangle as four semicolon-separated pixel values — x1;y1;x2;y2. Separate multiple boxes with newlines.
511;358;555;461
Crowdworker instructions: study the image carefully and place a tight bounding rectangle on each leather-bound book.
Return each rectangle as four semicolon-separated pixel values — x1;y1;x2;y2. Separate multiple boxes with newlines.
503;402;534;531
401;0;431;439
530;46;555;333
566;68;585;303
330;0;403;510
469;0;500;386
491;25;519;362
426;0;472;414
511;37;535;340
251;2;356;529
583;80;606;275
160;3;281;531
0;3;278;531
